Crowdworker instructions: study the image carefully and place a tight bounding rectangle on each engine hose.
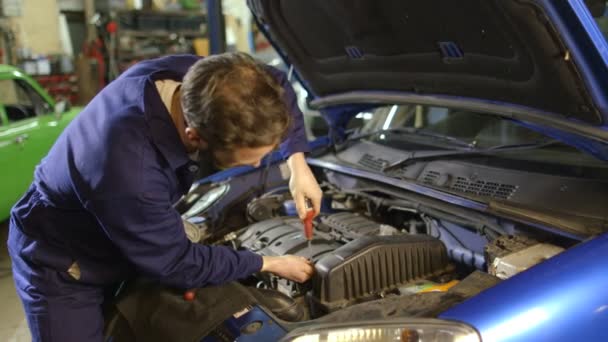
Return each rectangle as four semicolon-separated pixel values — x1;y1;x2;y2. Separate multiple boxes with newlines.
338;187;506;239
247;288;306;322
260;186;290;198
413;205;503;240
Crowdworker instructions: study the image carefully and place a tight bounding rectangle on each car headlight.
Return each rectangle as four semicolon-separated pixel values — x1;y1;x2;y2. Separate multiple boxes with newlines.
182;182;230;219
281;319;480;342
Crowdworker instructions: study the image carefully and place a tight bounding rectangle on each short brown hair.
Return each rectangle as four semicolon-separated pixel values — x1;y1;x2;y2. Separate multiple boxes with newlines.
181;52;291;151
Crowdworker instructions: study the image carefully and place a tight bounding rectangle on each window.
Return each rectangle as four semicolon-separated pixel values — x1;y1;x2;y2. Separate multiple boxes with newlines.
0;79;50;123
351;104;607;169
357;104;544;148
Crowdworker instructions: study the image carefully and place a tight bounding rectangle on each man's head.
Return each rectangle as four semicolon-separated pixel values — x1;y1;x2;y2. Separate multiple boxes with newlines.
180;52;291;169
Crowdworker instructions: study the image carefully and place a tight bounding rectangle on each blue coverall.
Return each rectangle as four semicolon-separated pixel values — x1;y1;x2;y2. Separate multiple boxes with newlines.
7;55;310;341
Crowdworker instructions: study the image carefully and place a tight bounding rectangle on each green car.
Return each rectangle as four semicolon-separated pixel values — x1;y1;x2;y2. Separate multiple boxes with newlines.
0;65;81;221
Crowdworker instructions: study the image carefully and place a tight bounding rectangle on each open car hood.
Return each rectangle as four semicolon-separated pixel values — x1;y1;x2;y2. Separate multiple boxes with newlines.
249;0;608;160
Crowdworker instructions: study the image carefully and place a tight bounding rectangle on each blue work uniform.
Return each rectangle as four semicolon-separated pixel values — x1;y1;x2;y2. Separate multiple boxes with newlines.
7;55;310;342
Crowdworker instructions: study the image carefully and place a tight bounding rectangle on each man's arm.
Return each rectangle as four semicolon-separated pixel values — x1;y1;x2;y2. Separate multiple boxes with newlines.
265;66;322;218
85;167;314;288
86;190;263;289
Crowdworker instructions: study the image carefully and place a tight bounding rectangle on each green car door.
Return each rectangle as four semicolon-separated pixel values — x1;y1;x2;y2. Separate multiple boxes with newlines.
0;67;80;221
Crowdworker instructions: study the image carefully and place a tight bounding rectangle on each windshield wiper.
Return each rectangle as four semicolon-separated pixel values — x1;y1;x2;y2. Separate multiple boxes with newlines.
338;127;475;151
382;139;560;172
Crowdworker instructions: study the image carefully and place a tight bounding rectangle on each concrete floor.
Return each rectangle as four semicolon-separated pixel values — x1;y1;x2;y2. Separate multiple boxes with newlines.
0;221;30;341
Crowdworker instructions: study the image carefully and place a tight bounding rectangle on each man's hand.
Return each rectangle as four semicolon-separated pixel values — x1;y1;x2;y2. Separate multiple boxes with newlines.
287;152;322;219
261;255;314;282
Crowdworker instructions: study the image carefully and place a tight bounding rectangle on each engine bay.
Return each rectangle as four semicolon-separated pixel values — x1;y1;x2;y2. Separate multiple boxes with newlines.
238;213;454;315
177;165;576;323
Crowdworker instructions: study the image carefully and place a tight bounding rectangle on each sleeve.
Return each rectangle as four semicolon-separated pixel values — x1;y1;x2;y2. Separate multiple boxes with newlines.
265;66;311;159
84;170;263;289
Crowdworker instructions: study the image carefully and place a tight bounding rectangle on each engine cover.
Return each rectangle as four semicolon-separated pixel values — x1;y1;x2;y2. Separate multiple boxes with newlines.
237;215;452;314
237;217;340;261
237;217;341;297
319;212;395;240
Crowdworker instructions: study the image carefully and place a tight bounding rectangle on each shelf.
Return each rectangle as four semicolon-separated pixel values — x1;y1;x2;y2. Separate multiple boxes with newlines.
119;52;164;60
120;29;205;38
115;9;207;16
113;9;208;77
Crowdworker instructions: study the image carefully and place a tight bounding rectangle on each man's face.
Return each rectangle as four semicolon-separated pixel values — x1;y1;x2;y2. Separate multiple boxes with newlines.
184;126;277;169
212;144;278;169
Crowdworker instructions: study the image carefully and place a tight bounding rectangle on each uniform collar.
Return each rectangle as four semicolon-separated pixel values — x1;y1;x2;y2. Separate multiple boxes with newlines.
144;79;194;171
137;55;202;172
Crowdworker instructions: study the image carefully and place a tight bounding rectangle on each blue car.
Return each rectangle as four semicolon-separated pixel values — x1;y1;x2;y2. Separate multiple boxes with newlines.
104;1;608;341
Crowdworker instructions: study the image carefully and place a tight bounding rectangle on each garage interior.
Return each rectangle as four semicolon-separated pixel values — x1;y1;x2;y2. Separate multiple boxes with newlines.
0;0;607;341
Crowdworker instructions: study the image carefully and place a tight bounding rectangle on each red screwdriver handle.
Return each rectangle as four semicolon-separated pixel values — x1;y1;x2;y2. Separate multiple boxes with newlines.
303;198;315;240
304;210;314;240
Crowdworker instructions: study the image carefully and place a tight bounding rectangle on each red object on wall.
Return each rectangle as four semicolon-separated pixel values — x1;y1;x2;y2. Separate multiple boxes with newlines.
34;74;79;104
83;38;107;88
106;21;118;34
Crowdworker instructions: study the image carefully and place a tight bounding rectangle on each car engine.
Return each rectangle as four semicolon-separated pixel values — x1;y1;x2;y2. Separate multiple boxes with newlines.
178;177;570;322
237;213;454;314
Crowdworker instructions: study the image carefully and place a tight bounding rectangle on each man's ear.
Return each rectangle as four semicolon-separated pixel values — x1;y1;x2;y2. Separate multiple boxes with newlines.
185;127;208;149
198;136;209;150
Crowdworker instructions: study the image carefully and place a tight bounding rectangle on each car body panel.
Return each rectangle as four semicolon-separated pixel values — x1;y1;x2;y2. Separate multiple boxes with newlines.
439;232;608;341
309;91;608;160
249;0;608;159
0;65;81;220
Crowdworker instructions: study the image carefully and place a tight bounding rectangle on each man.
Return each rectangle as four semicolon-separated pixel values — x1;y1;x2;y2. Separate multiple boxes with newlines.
7;52;322;341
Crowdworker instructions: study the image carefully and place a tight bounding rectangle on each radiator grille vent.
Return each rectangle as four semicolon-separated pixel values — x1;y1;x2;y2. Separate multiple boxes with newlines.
358;153;390;171
422;170;441;184
451;177;517;200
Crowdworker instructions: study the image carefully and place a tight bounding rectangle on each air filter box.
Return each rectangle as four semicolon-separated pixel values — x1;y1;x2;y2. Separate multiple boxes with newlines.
311;234;451;313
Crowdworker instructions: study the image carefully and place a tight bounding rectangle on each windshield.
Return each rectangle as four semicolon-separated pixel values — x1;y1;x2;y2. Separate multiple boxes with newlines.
358;105;546;148
352;104;608;169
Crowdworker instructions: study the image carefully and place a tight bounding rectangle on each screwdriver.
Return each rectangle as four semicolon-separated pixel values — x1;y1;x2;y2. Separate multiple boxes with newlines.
303;198;315;257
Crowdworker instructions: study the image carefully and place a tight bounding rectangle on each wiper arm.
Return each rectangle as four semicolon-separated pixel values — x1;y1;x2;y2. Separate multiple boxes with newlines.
337;127;474;151
403;128;475;148
382;139;560;172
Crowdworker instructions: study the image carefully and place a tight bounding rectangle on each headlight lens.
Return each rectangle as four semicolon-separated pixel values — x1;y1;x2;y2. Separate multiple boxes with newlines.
182;182;230;218
281;319;480;342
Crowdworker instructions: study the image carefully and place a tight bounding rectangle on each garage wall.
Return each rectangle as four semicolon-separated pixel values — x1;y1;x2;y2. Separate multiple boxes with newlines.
12;0;63;55
57;0;84;11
